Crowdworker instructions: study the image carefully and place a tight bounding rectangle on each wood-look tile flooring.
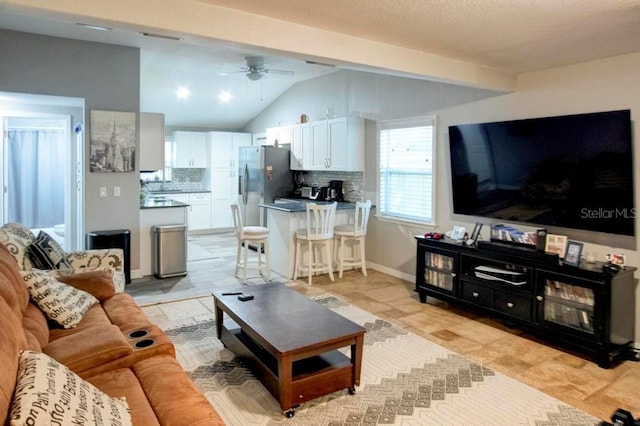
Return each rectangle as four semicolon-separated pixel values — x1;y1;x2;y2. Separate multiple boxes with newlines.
132;233;640;422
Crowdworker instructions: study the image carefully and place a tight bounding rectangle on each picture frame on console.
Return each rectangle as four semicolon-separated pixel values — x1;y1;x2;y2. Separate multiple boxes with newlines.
563;241;583;267
545;234;568;257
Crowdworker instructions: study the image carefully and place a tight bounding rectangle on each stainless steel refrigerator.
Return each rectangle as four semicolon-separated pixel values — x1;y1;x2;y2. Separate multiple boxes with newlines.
238;145;293;226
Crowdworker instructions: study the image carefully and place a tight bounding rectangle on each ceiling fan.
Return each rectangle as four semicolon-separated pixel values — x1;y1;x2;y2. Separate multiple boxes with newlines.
222;56;295;81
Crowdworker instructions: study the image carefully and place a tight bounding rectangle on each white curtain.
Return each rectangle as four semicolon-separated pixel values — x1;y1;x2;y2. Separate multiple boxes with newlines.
7;129;66;228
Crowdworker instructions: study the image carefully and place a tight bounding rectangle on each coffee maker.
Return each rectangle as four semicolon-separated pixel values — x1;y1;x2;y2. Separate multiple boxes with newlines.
328;180;344;201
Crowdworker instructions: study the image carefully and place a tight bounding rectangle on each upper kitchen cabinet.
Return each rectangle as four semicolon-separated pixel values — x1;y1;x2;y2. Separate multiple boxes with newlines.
265;126;293;146
290;124;305;170
303;117;364;172
139;112;165;171
208;132;252;169
173;131;208;168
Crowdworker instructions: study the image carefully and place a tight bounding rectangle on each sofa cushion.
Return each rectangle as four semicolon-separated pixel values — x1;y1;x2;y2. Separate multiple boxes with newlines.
48;303;113;341
0;243;30;318
56;269;116;300
131;355;224;426
86;368;160;426
0;223;35;270
0;297;28;426
26;230;72;270
44;324;132;374
9;350;131;426
20;270;98;329
21;303;49;350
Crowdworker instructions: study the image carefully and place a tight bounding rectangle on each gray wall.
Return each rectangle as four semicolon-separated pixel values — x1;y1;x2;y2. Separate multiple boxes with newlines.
0;30;142;269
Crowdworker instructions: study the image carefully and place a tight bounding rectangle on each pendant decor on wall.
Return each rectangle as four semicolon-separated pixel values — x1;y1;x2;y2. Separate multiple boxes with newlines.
89;110;136;173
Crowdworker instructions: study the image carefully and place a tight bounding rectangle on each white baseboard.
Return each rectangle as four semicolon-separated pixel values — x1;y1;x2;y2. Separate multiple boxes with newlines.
367;261;415;283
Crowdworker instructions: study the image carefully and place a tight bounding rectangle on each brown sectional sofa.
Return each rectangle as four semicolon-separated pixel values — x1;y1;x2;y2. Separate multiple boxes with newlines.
0;242;224;425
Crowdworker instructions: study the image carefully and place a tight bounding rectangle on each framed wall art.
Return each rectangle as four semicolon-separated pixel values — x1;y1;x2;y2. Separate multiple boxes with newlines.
90;110;136;172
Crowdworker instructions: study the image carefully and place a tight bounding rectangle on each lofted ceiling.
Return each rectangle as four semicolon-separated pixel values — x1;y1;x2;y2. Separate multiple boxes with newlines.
0;0;638;129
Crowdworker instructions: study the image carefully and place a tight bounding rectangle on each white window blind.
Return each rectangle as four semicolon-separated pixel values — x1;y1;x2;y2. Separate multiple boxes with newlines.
378;117;435;224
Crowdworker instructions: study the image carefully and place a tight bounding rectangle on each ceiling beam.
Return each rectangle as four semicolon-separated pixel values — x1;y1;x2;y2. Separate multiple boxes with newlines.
3;0;516;92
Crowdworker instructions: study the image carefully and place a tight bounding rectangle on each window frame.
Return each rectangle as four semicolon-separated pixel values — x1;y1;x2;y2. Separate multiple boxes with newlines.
376;115;437;227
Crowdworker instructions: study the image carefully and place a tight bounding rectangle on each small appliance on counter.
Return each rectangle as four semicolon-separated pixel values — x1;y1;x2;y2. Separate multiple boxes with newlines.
328;180;344;201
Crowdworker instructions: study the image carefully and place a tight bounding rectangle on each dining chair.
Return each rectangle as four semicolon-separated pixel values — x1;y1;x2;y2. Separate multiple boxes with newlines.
230;204;271;282
293;202;337;286
334;200;372;278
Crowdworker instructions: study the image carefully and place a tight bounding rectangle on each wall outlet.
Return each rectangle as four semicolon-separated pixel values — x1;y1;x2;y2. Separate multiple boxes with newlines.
114;186;121;197
99;187;107;198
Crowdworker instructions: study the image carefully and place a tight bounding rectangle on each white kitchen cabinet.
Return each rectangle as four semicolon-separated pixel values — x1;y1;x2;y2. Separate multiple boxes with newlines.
188;193;212;230
265;126;293;146
307;121;329;170
173;131;208;168
167;192;212;230
139;112;165;171
290;124;305;170
302;118;365;172
208;132;251;228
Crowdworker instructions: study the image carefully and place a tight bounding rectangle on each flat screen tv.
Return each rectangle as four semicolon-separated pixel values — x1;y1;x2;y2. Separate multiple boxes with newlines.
448;110;634;237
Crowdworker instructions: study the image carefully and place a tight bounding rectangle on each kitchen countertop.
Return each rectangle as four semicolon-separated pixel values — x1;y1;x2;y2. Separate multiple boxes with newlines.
140;198;189;209
259;200;357;213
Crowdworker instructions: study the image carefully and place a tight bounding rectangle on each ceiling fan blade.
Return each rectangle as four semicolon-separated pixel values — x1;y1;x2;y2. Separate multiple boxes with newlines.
264;69;294;76
220;69;249;76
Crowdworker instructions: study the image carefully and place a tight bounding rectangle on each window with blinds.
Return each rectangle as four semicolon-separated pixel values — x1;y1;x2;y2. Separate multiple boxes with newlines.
378;117;435;224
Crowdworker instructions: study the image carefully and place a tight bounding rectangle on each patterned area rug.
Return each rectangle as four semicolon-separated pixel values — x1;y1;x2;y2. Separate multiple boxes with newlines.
164;295;600;425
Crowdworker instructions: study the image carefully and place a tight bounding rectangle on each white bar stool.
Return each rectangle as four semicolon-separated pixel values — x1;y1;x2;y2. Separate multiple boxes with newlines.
293;202;337;286
334;200;372;278
230;204;271;282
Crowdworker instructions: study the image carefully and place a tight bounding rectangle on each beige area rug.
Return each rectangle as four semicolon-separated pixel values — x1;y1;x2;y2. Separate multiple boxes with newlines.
164;295;600;425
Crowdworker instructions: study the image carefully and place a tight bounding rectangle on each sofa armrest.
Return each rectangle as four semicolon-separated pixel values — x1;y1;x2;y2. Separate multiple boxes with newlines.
64;248;125;292
52;269;117;300
44;324;132;374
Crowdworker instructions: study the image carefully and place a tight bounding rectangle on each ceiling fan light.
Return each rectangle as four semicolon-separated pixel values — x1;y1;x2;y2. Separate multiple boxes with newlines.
246;72;262;81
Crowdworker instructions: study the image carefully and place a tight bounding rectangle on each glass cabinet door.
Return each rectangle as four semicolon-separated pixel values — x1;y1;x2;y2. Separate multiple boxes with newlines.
539;276;596;335
423;250;456;293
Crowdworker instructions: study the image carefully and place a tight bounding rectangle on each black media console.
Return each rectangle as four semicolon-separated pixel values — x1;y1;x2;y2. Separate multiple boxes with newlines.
415;236;636;368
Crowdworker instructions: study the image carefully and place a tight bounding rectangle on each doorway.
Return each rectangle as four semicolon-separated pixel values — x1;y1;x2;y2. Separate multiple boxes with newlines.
0;92;84;250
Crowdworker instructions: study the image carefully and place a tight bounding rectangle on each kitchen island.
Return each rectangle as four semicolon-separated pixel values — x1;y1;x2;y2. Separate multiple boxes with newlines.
139;198;189;277
260;201;358;279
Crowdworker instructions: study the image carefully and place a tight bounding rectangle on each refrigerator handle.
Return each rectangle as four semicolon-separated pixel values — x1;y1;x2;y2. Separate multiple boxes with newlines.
242;163;249;204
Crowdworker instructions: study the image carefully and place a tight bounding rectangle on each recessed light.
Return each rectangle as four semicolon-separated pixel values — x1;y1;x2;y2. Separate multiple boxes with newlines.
175;87;190;100
218;91;232;103
76;23;112;31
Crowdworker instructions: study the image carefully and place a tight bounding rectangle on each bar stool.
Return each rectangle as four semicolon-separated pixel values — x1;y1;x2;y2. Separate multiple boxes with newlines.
334;200;372;278
293;202;337;286
230;204;271;282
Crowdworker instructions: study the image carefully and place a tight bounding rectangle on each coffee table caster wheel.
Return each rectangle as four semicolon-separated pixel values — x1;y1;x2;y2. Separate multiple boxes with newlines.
285;410;295;418
348;387;356;395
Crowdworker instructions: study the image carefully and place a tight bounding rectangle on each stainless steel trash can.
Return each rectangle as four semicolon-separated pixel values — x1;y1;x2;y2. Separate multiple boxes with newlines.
152;224;187;278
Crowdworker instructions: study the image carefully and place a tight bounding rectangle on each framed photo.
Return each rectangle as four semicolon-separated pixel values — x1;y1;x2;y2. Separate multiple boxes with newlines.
563;241;583;267
469;222;483;243
90;110;136;173
545;234;567;257
450;225;466;240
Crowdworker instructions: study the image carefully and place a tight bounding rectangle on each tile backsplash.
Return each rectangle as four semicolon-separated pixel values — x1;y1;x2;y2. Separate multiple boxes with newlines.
146;168;206;192
298;171;364;202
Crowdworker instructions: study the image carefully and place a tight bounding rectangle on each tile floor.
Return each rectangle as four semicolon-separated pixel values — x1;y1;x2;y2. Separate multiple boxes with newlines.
129;232;640;422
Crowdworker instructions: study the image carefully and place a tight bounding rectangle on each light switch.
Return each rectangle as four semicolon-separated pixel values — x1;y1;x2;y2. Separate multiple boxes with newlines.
114;186;121;197
99;187;107;198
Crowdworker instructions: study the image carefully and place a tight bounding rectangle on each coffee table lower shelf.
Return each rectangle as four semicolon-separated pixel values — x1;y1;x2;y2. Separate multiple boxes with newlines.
221;327;356;412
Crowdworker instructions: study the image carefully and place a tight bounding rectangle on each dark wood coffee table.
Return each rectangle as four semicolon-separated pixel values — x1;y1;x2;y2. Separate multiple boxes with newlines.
212;283;365;417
